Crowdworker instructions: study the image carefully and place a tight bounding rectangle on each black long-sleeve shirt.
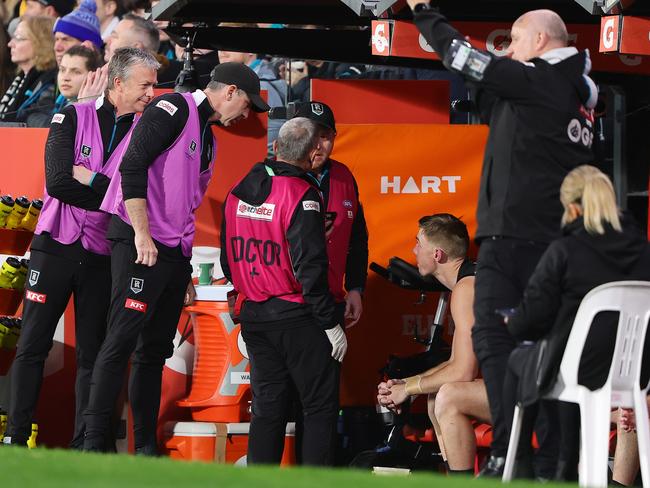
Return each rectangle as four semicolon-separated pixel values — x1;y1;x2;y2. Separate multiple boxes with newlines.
413;8;596;243
107;91;215;254
221;160;337;331
119;91;215;200
33;95;136;263
43;95;135;210
306;160;369;293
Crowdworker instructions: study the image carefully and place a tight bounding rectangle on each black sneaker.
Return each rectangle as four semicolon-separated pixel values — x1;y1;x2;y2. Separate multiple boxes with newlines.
2;436;29;447
477;455;506;478
135;444;159;457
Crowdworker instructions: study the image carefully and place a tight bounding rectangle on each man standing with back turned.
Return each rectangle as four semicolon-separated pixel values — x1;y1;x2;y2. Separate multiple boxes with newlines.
221;117;346;466
83;62;269;454
406;1;597;477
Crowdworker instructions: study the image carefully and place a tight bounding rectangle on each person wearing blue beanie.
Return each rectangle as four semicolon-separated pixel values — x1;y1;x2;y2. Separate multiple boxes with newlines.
53;0;103;65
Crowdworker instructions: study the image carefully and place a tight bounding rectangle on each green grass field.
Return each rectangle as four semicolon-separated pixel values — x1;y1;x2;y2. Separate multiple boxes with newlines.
0;447;576;488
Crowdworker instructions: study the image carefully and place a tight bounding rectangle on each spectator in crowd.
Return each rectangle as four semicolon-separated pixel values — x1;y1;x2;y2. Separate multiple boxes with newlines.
95;0;125;41
218;49;287;149
104;12;158;62
54;44;101;111
162;41;218;89
150;0;173;59
406;1;597;477
23;0;75;18
0;7;15;95
289;59;364;103
1;15;56;126
78;13;159;100
53;0;103;65
503;165;650;480
377;214;485;475
4;0;23;21
121;0;149;17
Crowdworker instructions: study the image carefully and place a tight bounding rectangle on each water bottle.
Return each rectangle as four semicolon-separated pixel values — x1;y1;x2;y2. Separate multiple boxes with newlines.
4;196;30;230
0;258;21;289
27;422;38;449
0;409;7;443
0;195;14;227
19;199;43;232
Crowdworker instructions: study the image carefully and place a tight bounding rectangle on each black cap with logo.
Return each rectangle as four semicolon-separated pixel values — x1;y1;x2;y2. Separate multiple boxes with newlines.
210;62;270;113
292;101;336;133
37;0;75;16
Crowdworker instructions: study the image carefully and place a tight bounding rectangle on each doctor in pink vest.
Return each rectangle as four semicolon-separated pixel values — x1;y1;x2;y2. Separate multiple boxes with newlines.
291;101;369;328
5;48;159;448
221;117;347;466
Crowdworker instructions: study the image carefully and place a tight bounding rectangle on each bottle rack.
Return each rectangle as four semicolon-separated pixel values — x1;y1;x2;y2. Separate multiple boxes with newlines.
0;228;31;315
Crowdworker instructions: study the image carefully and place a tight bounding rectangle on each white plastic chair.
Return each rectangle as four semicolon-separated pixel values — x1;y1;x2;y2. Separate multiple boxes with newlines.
503;281;650;487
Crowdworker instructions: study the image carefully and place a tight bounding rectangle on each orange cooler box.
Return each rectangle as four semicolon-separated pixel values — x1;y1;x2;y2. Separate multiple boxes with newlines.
178;291;251;422
163;421;296;465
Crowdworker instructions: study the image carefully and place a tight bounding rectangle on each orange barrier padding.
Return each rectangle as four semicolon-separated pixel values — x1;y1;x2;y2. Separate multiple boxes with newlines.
0;128;48;198
177;301;251;422
331;124;487;406
311;79;450;124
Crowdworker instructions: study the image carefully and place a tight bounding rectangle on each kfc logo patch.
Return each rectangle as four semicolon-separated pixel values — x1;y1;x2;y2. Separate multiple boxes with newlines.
26;290;47;303
155;100;178;116
347;210;354;219
236;201;275;221
28;270;40;286
51;113;65;124
302;200;321;212
130;277;144;294
125;298;147;312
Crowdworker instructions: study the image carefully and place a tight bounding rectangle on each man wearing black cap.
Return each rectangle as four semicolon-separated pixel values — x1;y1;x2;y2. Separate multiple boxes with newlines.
291;102;368;328
82;62;270;454
24;0;76;18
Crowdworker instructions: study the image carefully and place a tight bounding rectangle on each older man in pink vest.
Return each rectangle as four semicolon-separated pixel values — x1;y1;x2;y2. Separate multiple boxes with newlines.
5;47;158;449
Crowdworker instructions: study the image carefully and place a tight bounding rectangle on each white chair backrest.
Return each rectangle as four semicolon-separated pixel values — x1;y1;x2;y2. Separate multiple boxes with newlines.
558;281;650;392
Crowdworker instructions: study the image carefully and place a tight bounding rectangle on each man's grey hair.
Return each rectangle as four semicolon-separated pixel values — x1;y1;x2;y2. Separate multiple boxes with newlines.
107;47;160;89
276;117;319;163
123;13;161;53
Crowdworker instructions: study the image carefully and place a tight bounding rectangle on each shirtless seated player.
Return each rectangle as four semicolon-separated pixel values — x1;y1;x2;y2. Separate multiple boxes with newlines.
377;213;489;475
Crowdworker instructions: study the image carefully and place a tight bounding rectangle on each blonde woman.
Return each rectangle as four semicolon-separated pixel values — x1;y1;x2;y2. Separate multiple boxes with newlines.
502;165;650;481
1;15;56;126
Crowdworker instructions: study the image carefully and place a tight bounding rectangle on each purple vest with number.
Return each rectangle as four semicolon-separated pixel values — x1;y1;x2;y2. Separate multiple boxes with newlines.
325;160;358;302
224;173;313;303
101;92;215;257
35;99;136;255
